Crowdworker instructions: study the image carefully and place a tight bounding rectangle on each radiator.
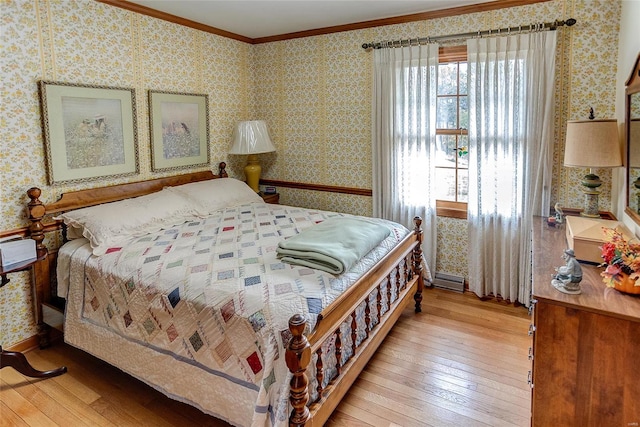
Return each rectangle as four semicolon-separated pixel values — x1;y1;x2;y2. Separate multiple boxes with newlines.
432;272;465;292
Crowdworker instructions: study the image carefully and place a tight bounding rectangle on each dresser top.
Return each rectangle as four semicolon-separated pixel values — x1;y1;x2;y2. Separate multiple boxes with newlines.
532;216;640;322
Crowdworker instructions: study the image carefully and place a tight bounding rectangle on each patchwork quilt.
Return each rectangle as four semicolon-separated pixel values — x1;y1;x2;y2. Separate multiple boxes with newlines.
62;202;409;425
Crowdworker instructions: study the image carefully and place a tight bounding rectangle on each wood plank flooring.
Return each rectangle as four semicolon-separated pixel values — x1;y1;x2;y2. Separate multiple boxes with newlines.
1;287;532;426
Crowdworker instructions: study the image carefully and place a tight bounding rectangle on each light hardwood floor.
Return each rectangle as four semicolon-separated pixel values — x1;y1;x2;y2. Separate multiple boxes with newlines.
1;287;532;427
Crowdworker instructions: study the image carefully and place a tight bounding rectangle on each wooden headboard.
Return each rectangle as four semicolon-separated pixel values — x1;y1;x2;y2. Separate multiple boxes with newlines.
25;161;228;347
27;162;228;254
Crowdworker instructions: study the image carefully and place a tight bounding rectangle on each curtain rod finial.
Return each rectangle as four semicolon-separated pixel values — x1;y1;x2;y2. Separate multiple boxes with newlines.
566;18;577;26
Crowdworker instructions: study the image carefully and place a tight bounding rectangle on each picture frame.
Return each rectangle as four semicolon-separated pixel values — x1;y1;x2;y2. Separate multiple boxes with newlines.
39;81;139;185
148;90;210;172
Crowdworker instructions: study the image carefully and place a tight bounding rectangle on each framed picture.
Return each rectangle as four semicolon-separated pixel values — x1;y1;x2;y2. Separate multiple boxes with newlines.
148;90;210;171
39;81;139;185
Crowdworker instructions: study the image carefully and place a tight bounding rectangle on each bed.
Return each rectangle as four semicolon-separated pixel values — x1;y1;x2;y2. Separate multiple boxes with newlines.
26;163;426;426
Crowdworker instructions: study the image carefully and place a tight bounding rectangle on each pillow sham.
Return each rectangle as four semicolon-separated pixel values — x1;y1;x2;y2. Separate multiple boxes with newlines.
64;224;84;240
166;177;264;215
56;188;200;256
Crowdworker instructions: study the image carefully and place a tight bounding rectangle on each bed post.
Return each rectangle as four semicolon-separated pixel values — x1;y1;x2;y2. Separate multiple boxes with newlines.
27;188;47;256
218;161;228;178
412;216;424;313
286;314;311;426
27;187;52;347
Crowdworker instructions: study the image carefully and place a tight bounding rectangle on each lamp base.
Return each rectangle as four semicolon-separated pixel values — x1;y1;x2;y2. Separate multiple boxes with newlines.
580;173;601;218
244;154;261;193
580;192;600;218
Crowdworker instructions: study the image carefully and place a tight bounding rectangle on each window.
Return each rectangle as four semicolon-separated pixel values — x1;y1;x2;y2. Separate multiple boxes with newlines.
435;47;468;218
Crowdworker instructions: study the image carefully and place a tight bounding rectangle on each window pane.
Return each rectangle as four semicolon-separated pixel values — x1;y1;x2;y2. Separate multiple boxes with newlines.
437;97;457;129
457;169;468;202
435;168;456;201
435;59;468;204
459;95;468;130
459;62;468;95
457;135;469;168
435;135;457;167
438;63;457;95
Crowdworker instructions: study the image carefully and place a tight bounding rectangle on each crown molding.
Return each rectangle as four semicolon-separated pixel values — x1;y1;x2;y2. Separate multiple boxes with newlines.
97;0;552;44
96;0;253;43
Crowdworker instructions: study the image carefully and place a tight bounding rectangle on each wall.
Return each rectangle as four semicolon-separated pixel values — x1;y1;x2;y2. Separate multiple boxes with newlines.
0;0;623;347
252;0;622;279
1;0;251;347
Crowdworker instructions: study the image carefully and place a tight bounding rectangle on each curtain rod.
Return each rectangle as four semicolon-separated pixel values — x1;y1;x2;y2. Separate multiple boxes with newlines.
361;18;576;50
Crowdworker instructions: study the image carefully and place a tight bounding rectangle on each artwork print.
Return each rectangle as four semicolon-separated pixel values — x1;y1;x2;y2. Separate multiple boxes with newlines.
159;101;201;159
61;97;125;168
149;91;209;171
39;81;139;184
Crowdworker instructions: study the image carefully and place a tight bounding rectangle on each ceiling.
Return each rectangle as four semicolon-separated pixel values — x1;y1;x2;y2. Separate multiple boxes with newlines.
125;0;496;39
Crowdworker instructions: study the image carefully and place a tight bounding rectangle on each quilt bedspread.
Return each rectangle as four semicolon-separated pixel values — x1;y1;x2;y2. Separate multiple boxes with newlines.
70;202;409;425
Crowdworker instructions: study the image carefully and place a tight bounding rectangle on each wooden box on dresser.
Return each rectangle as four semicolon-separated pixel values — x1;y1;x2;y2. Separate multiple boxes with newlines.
531;217;640;426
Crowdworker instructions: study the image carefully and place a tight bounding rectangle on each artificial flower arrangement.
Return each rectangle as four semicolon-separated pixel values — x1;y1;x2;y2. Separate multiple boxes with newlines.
599;227;640;291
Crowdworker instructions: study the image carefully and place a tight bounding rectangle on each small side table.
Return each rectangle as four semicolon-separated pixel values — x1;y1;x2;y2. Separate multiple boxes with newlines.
261;192;280;204
1;255;67;378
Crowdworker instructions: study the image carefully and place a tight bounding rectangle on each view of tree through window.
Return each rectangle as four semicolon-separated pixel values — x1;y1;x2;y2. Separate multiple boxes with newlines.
435;60;468;203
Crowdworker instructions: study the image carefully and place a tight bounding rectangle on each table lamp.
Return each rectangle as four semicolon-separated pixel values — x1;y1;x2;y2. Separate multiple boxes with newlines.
229;120;276;193
563;116;621;218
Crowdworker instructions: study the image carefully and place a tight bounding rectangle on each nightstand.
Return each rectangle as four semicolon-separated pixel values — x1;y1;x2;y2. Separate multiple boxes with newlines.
261;192;280;204
1;255;67;378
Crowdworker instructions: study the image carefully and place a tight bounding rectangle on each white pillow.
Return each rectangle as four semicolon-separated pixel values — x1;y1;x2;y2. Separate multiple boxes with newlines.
56;188;200;256
166;178;264;215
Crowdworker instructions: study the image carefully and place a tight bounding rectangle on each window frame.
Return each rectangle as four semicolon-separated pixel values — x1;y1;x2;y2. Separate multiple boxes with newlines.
436;46;468;219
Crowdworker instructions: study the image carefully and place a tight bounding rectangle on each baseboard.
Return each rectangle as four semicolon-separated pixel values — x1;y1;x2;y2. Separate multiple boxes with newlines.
5;328;63;352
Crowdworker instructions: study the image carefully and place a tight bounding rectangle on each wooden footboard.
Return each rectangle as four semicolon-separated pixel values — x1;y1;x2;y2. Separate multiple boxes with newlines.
286;217;424;426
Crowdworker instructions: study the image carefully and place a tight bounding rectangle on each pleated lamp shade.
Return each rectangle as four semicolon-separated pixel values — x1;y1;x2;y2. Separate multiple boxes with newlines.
563;118;621;218
563;119;621;168
229;121;276;193
229;121;276;155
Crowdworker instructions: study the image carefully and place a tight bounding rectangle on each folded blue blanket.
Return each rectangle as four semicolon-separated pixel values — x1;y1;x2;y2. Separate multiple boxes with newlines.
276;217;391;274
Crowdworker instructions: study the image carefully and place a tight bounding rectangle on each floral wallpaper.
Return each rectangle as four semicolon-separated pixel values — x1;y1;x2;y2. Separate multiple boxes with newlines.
252;0;621;276
0;0;251;347
0;0;622;347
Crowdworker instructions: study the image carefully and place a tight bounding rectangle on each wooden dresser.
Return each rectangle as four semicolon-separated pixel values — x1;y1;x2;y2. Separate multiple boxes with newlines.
531;216;640;426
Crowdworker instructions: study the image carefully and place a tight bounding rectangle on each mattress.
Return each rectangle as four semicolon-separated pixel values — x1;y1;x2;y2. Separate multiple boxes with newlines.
57;202;411;426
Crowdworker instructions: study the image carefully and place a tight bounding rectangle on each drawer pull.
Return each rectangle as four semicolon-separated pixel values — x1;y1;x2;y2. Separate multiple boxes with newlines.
528;299;538;316
528;324;536;336
527;370;534;388
528;347;534;360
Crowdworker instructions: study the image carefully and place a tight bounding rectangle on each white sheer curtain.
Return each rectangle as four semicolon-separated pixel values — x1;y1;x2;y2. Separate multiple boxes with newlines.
467;31;556;306
372;44;439;273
